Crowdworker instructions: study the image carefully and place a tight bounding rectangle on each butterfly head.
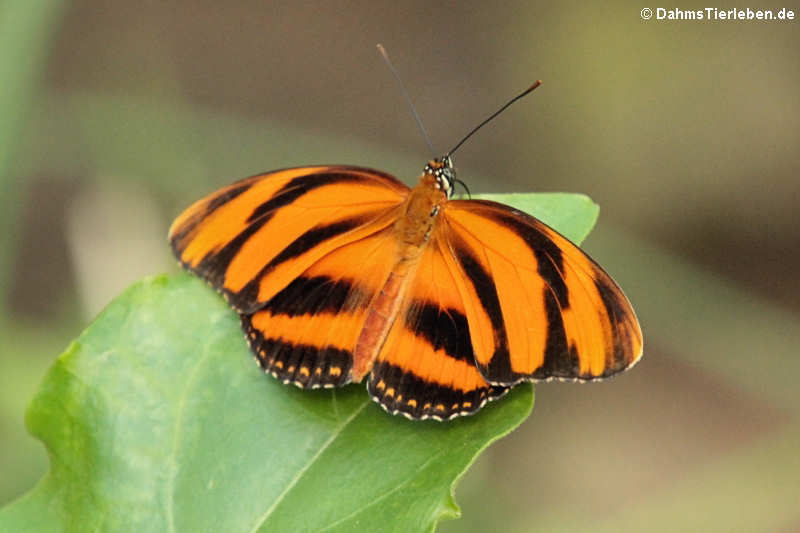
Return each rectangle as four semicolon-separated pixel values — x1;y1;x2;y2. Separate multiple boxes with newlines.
424;155;456;198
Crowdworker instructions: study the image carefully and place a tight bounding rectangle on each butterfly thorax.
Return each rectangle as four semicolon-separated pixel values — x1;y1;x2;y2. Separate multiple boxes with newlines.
394;174;447;254
392;157;453;254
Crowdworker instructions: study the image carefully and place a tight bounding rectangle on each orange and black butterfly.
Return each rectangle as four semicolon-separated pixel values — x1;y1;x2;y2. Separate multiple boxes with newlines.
168;82;642;421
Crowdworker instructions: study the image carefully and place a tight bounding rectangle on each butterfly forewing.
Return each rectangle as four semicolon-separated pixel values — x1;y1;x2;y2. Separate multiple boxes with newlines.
168;166;408;313
441;199;643;384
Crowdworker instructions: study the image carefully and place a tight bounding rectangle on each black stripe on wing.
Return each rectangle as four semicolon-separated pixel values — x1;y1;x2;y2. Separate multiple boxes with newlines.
595;276;640;374
262;275;366;317
367;361;507;421
242;316;355;389
230;214;377;310
404;301;474;363
169;181;254;248
245;172;364;224
448;235;526;386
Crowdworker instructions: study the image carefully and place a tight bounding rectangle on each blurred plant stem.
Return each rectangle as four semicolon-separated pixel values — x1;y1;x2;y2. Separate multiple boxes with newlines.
0;0;65;322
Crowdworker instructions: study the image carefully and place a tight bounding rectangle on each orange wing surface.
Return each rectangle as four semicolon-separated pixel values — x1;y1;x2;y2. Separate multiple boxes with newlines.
169;166;408;313
440;199;643;385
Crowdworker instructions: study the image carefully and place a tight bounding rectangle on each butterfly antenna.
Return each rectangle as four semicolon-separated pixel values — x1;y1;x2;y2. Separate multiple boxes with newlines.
446;80;542;157
377;44;437;157
454;178;472;198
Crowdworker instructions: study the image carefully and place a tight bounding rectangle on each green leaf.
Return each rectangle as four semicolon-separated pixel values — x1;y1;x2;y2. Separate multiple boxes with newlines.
0;192;598;532
467;192;600;244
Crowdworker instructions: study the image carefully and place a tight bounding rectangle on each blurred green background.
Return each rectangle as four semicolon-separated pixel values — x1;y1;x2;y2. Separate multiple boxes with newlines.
1;1;798;531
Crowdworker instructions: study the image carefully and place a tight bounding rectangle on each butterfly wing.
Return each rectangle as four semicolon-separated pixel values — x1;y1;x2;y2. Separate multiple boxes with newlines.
169;166;409;313
439;199;642;385
242;225;401;388
169;166;411;387
367;234;507;420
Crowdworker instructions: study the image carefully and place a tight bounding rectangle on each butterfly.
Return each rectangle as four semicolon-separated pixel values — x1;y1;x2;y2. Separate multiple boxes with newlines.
168;81;642;421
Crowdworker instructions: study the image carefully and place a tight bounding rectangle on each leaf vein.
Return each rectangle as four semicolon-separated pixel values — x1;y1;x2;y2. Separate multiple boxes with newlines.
248;399;370;533
312;449;448;533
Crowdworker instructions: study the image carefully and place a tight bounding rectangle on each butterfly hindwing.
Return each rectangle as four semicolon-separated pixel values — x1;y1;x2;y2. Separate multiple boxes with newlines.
169;166;408;313
368;236;507;420
243;226;401;388
440;199;642;385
